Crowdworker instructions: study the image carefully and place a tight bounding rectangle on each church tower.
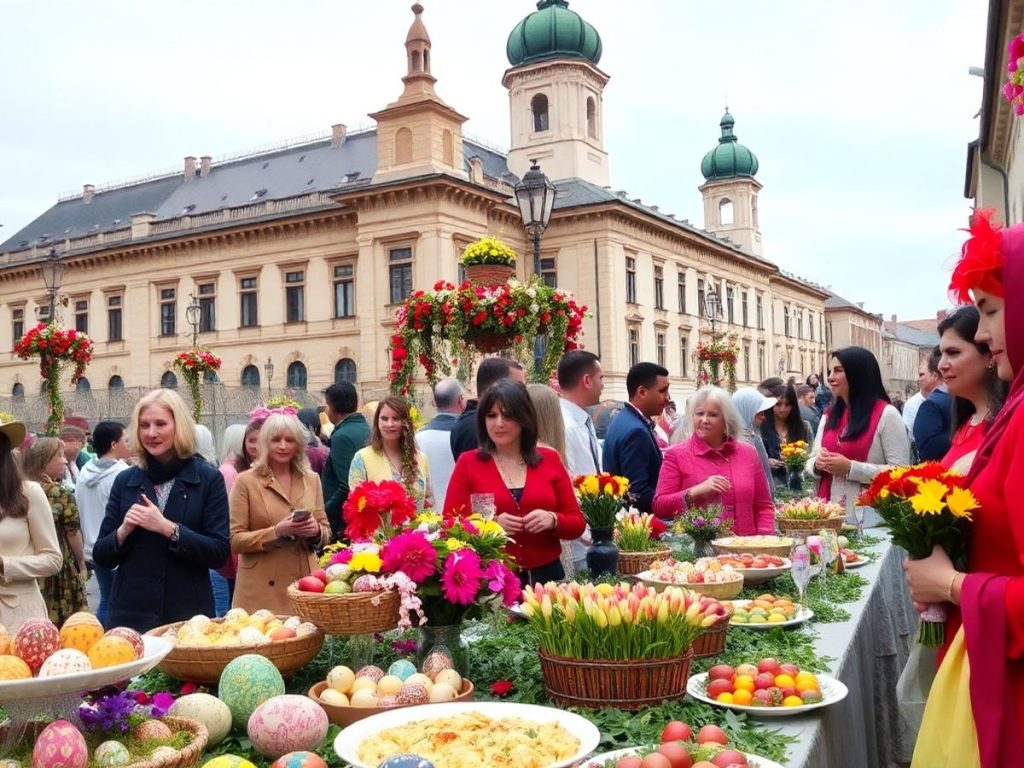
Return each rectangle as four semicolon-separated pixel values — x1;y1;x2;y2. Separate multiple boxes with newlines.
503;0;609;185
370;3;468;183
699;110;763;256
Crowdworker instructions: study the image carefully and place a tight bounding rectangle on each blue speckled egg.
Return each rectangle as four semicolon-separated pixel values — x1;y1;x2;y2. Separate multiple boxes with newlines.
377;757;435;768
386;659;417;681
217;654;286;730
269;752;327;768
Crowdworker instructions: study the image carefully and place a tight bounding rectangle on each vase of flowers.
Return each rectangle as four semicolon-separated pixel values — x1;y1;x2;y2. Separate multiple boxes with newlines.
781;440;809;492
460;236;517;286
172;348;222;422
673;504;732;559
614;512;670;576
15;323;93;435
573;473;630;579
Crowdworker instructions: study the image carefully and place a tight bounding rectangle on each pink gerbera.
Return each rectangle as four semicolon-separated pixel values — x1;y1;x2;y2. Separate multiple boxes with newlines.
381;531;437;583
329;549;353;565
484;560;522;608
440;550;485;605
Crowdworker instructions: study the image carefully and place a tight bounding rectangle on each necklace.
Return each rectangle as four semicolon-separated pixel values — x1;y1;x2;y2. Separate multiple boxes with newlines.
494;453;525;487
382;448;404;478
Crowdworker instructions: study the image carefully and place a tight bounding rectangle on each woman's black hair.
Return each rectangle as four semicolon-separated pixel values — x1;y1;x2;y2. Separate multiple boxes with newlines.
0;432;28;519
475;379;541;467
937;306;1006;431
824;346;890;441
762;383;806;444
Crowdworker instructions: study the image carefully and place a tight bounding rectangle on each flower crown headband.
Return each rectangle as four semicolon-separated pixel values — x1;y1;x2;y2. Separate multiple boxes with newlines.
248;405;298;423
950;208;1006;304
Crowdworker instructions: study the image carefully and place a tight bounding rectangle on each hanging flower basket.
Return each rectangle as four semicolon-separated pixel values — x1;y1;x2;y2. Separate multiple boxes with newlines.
1003;33;1024;114
172;348;222;422
15;323;94;435
695;336;739;391
465;263;515;286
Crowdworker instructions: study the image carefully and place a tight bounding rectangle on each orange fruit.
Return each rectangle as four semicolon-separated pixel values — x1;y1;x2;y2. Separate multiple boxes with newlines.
716;692;734;704
782;695;804;707
774;674;796;688
795;672;819;692
732;688;753;706
732;675;755;692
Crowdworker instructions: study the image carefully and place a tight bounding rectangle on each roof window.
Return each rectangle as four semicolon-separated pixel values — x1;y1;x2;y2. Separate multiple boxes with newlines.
250;189;268;201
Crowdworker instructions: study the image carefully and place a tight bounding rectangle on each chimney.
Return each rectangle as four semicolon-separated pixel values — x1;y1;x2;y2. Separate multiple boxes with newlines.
184;156;196;181
469;156;484;184
857;302;864;309
82;184;95;204
200;156;212;177
331;124;347;147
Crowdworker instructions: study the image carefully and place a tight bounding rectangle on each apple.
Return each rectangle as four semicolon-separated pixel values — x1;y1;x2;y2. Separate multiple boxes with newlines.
707;679;734;699
696;724;728;746
708;665;735;682
296;576;325;593
757;658;780;675
781;686;798;699
692;762;717;768
657;742;692;768
735;663;758;678
711;750;748;767
779;663;800;678
661;721;693;743
323;580;352;595
311;569;328;583
639;754;672;768
754;672;775;690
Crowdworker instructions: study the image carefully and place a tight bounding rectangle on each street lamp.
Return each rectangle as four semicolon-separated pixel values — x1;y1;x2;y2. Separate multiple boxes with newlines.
514;160;556;276
41;248;65;323
185;293;201;347
264;357;274;397
702;287;719;340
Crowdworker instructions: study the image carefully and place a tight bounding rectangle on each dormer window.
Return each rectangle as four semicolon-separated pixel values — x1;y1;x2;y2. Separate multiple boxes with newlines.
249;189;267;201
531;93;549;133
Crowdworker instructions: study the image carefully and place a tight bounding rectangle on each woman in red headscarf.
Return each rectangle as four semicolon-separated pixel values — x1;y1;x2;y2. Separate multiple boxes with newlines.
906;209;1024;767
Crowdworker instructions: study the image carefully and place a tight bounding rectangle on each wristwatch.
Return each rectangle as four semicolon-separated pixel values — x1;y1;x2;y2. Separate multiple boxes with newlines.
169;524;181;543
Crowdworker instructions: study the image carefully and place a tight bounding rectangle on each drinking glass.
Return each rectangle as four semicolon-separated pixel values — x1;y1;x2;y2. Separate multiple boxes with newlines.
854;505;865;538
820;530;837;581
470;493;496;521
791;545;812;615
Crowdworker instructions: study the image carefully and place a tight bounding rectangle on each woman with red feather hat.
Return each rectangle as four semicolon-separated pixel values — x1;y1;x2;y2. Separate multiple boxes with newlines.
906;209;1024;766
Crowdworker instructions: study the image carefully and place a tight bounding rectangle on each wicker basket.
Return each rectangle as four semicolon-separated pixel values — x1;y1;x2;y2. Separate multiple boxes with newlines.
711;536;795;558
308;679;475;726
465;263;514;286
690;616;730;660
144;617;324;684
776;514;846;536
538;648;693;710
128;716;209;768
287;584;400;635
617;548;671;576
635;571;744;600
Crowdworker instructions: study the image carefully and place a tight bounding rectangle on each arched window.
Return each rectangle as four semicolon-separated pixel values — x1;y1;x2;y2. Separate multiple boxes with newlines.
719;198;734;226
411;49;422;72
203;370;219;383
160;371;178;389
241;365;260;387
335;358;357;384
287;361;307;390
442;129;454;166
75;377;91;392
752;196;759;227
12;383;24;400
586;97;597;139
531;93;549;132
395;128;413;164
108;375;124;390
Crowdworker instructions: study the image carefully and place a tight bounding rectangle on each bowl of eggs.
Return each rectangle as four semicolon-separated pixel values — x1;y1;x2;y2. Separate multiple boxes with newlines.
309;658;475;726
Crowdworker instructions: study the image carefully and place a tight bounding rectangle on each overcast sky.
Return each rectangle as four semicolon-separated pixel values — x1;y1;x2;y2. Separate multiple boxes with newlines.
0;1;986;322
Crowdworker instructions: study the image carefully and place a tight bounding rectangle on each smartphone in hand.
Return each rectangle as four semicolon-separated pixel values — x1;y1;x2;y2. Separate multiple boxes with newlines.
291;509;311;523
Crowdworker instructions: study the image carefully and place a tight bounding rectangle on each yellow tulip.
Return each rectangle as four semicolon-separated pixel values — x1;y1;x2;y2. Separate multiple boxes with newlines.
701;614;721;628
521;603;535;618
541;594;552;620
563;601;577;622
657;600;670;624
596;583;614;597
685;602;702;621
608;605;622;627
594;608;608;628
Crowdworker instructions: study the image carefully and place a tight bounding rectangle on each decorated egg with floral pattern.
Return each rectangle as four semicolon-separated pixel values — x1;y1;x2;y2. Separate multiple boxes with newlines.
269;752;327;768
218;654;285;730
87;636;135;669
395;683;429;706
39;649;91;677
93;741;129;768
246;695;328;759
169;694;232;747
355;665;384;683
201;757;257;768
132;720;172;742
103;627;143;659
32;720;88;768
15;618;60;673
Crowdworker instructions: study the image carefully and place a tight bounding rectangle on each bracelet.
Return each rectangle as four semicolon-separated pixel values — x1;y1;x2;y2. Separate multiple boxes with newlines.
550;512;558;530
947;571;962;605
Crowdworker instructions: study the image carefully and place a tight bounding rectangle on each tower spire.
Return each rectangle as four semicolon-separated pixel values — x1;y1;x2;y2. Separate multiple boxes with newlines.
400;3;437;100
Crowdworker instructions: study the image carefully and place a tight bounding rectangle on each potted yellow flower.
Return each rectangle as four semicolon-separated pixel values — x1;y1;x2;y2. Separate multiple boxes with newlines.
459;236;517;285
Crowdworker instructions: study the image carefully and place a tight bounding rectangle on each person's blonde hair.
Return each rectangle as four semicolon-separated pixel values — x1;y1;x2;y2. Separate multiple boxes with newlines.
527;383;567;465
252;413;310;476
686;386;744;441
130;389;198;468
220;423;246;464
21;437;63;483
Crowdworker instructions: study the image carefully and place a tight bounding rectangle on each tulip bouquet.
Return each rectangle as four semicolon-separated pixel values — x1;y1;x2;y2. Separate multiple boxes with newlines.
776;497;845;520
781;440;809;471
615;512;668;553
858;462;978;646
573;473;631;528
520;581;728;661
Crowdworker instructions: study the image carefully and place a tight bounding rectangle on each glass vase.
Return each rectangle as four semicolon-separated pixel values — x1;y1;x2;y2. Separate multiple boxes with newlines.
692;539;715;559
788;467;804;493
417;621;467;677
586;526;619;579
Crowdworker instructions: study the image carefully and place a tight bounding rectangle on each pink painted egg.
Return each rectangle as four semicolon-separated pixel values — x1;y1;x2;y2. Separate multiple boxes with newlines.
269;753;328;768
246;694;328;759
354;665;384;683
395;683;429;705
39;649;92;677
32;720;88;768
103;627;144;659
132;720;173;742
15;618;60;673
376;694;399;707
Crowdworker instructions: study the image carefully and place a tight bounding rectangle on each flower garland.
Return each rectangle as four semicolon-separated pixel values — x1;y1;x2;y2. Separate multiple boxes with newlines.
172;348;222;422
389;278;587;396
266;393;303;410
15;323;94;435
459;236;517;267
1003;33;1024;114
695;336;739;391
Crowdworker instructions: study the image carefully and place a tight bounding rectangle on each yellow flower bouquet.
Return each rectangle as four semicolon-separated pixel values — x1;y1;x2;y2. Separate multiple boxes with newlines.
780;439;809;471
459;235;517;267
573;473;630;528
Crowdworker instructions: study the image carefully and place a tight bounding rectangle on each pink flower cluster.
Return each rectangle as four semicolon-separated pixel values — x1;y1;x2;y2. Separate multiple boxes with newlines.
1003;34;1024;115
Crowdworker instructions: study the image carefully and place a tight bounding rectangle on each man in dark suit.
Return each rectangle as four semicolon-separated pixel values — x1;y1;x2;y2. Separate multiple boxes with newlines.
449;358;525;460
322;381;370;538
602;362;670;513
913;347;953;461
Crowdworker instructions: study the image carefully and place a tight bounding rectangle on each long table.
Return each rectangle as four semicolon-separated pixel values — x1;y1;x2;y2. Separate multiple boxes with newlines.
773;539;916;767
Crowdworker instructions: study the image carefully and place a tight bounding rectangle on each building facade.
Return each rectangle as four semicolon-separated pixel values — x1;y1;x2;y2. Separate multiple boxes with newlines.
0;1;831;419
824;293;883;358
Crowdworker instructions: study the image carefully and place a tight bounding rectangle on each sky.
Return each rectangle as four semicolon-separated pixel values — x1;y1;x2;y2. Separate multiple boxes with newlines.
0;0;988;322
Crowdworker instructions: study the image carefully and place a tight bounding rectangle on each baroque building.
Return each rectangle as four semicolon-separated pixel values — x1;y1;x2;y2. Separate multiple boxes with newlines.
0;1;830;420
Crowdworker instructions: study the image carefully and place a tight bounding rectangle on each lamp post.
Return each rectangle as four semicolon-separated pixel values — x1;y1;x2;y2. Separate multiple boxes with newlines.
264;357;274;398
185;293;201;348
41;248;65;323
702;288;719;341
514;160;556;277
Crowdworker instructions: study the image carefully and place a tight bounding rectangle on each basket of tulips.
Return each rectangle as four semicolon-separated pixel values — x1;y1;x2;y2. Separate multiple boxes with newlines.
776;498;847;535
614;512;671;576
520;581;729;710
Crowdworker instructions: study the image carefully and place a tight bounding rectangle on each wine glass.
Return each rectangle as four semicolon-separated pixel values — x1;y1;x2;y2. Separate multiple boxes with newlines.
470;493;496;521
854;505;865;537
819;531;838;581
791;545;812;615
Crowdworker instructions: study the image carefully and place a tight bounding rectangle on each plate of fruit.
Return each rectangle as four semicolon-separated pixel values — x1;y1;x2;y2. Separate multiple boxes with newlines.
722;594;812;629
580;720;784;768
711;535;794;559
712;554;790;586
637;558;744;599
687;659;848;717
840;549;869;569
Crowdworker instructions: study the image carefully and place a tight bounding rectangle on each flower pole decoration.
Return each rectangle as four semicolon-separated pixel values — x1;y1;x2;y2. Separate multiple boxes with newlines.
857;462;978;646
15;323;94;435
172;348;222;422
694;336;739;390
1003;33;1024;114
388;278;587;397
459;235;517;267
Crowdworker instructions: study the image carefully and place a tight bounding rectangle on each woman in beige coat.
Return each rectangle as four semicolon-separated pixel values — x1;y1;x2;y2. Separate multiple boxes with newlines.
0;422;62;632
230;413;330;615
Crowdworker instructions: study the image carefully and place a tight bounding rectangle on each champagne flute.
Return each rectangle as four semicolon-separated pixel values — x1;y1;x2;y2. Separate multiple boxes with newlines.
854;505;865;538
820;530;837;581
791;544;812;616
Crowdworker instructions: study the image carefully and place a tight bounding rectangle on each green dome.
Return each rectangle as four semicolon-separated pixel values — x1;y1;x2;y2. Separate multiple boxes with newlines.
701;111;759;181
506;0;602;68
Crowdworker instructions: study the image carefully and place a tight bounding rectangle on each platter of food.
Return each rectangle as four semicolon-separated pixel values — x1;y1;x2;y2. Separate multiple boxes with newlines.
687;663;848;717
711;535;794;559
334;700;601;768
636;558;744;599
582;746;784;768
840;549;870;569
722;594;813;629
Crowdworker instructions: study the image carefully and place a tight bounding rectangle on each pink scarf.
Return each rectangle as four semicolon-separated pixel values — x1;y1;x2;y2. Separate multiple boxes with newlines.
816;399;887;500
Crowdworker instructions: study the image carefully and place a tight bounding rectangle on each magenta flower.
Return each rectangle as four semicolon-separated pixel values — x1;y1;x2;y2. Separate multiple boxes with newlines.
381;531;437;583
484;560;522;608
440;550;485;605
330;549;353;565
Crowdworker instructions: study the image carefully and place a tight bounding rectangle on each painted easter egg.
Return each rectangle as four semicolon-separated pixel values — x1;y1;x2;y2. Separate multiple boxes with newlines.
168;693;232;747
218;654;285;730
246;695;328;759
32;720;88;768
396;683;429;706
132;720;172;741
15;618;60;673
386;659;417;681
201;757;257;768
421;648;452;680
0;624;13;655
149;748;178;761
39;649;92;677
355;665;384;683
325;665;354;693
87;636;135;669
0;654;32;679
269;752;328;768
377;756;436;768
103;627;144;658
237;627;269;647
93;741;129;768
59;613;103;654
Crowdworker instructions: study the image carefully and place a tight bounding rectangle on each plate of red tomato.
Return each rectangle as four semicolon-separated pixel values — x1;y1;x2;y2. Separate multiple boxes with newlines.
580;721;784;768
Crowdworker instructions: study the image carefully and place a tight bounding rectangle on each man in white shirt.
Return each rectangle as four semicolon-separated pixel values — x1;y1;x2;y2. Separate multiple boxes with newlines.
902;359;942;436
557;350;605;574
415;378;465;508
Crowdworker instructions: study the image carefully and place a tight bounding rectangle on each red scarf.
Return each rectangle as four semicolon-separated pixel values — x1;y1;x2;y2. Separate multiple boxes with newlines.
816;399;888;500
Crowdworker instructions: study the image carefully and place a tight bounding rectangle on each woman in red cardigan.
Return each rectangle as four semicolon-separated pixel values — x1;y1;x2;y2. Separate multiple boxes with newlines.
444;379;585;586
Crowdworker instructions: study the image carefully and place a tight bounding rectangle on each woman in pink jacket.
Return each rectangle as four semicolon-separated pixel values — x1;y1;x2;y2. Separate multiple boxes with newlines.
653;386;776;535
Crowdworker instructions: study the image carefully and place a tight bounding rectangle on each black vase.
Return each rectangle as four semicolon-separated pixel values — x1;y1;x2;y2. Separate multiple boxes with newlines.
587;527;619;579
788;468;804;492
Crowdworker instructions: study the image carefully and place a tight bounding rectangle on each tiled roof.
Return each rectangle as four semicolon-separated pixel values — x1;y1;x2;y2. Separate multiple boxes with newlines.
884;322;939;348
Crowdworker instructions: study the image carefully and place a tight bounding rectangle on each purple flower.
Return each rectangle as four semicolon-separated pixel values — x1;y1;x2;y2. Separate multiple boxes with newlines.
150;692;175;718
712;517;723;527
391;638;417;654
79;691;137;733
693;517;706;527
